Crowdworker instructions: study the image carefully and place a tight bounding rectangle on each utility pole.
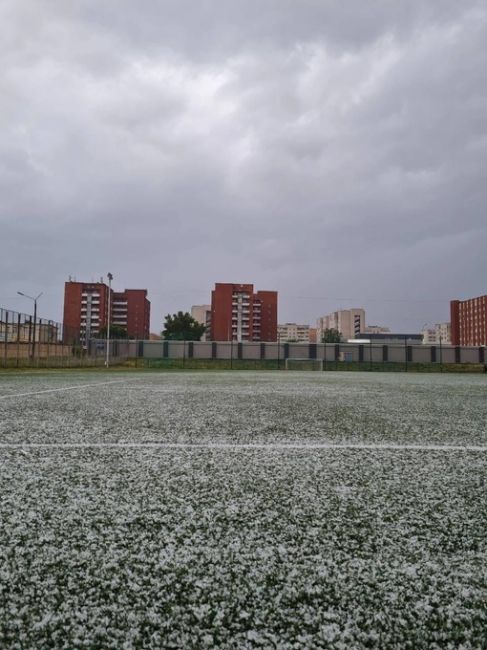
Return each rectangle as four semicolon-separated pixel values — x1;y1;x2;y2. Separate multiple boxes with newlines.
105;273;113;367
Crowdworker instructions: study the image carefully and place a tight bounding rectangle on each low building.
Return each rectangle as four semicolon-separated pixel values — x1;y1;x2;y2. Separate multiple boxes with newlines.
421;323;451;345
364;325;391;335
278;323;311;342
358;333;423;344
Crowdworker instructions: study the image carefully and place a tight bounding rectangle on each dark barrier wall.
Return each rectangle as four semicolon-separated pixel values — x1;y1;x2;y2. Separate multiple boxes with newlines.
127;341;487;365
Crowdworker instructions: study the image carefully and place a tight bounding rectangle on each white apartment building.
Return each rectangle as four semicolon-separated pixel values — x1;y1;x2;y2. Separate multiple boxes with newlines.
191;305;211;341
421;322;451;345
316;308;365;342
278;323;310;342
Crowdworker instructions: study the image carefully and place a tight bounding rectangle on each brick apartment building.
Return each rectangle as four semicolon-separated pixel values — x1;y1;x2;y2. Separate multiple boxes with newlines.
63;281;150;344
451;294;487;346
210;283;278;342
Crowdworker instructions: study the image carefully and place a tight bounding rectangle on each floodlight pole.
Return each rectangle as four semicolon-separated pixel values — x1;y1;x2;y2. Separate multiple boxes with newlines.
17;291;43;360
105;273;113;367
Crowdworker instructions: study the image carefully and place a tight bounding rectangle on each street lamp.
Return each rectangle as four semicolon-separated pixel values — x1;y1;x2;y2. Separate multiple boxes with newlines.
17;291;42;360
106;273;113;367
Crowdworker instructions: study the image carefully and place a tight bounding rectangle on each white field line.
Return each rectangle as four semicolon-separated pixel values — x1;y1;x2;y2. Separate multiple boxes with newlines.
0;379;137;400
0;442;486;452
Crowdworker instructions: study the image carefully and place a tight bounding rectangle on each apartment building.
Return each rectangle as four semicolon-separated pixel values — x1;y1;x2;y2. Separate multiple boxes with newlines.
451;295;487;346
191;305;211;341
278;323;311;342
112;289;150;339
63;280;150;344
210;283;278;342
316;308;365;342
421;322;451;345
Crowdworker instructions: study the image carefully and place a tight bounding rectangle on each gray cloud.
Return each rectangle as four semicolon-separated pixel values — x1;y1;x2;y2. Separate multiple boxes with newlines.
1;0;486;331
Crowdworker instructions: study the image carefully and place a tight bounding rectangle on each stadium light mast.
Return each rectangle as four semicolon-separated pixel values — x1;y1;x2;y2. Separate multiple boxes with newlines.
105;272;113;367
17;291;43;360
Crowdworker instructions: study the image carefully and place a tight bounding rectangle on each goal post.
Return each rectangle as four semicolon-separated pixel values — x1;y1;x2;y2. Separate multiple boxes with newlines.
284;358;324;371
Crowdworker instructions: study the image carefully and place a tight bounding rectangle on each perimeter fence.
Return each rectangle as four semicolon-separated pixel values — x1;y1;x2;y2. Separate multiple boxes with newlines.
94;339;486;372
0;307;128;368
1;305;486;371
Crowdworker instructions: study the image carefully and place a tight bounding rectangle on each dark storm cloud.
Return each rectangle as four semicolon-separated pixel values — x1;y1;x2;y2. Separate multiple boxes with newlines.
1;0;486;330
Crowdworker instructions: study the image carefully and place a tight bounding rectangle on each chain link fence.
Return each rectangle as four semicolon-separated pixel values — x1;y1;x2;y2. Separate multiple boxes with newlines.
0;307;128;368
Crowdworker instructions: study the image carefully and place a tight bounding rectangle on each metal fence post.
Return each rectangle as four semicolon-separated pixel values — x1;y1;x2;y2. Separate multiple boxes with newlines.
16;313;21;368
3;310;8;368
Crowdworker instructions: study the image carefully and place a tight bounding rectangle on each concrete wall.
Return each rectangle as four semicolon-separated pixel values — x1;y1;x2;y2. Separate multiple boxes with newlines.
105;341;487;365
2;342;75;359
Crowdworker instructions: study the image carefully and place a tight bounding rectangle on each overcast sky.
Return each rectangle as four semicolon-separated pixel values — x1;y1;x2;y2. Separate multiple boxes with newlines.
1;1;486;332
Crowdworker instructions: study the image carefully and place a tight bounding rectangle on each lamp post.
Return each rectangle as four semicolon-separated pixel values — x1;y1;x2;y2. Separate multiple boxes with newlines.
105;273;113;367
17;291;42;360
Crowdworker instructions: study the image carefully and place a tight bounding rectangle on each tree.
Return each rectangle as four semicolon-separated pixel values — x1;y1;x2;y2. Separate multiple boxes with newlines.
97;325;128;339
162;311;206;341
321;328;342;343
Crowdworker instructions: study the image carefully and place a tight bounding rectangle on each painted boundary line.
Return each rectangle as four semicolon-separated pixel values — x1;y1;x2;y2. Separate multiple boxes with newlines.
0;443;486;452
0;379;138;400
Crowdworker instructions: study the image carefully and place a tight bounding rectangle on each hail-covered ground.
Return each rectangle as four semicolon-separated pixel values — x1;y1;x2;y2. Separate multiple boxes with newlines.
0;371;486;648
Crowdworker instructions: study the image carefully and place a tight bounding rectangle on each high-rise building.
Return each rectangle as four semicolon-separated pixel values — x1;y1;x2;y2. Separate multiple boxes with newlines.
112;289;151;339
451;295;487;346
210;283;277;342
63;280;150;344
191;305;211;341
316;308;365;342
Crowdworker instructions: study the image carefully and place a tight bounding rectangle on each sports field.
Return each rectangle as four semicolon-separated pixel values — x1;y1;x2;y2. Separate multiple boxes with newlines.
1;371;486;648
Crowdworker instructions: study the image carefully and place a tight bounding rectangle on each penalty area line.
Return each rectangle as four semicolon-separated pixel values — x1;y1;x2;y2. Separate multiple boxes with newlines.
0;443;486;452
0;379;138;400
